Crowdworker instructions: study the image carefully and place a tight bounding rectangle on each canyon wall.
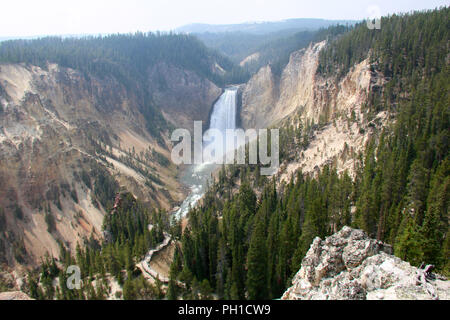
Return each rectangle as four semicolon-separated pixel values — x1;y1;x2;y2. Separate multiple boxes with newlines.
0;61;220;267
241;41;388;178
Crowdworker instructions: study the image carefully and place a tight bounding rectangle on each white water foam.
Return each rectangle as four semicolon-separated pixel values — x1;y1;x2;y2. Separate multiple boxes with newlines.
175;87;238;219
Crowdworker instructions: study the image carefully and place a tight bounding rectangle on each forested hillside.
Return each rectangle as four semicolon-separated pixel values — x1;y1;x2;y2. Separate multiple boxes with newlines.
194;30;315;65
166;165;354;300
0;33;239;85
197;25;350;76
167;8;449;300
0;33;248;137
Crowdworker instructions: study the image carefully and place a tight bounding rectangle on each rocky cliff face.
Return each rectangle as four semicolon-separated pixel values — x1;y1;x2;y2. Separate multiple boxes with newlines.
241;65;277;129
241;41;383;128
0;61;219;268
147;62;222;133
282;227;450;300
241;41;388;177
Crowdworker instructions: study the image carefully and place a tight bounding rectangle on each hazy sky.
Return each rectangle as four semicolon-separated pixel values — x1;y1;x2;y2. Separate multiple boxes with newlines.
1;0;448;37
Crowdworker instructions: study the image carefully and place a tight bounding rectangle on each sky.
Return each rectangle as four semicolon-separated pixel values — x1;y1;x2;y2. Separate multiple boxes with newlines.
1;0;448;37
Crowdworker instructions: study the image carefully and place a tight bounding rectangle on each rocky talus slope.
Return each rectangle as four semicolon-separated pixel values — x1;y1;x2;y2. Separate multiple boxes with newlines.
282;227;450;300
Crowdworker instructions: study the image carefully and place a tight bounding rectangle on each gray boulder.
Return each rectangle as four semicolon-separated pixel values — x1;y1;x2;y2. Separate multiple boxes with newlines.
282;226;450;300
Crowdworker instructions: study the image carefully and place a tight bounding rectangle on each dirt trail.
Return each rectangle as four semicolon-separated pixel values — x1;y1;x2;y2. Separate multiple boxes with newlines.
136;232;172;283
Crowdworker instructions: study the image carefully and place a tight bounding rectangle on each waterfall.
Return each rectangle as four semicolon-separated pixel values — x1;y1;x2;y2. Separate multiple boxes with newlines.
175;87;238;219
208;88;237;134
203;88;238;161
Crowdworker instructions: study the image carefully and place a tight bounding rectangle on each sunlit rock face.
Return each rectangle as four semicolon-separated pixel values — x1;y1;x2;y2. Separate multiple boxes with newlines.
241;41;388;180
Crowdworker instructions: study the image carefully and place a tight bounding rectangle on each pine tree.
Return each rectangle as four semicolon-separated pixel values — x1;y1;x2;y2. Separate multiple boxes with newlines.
199;279;213;300
167;279;178;300
395;216;424;266
246;214;268;300
123;278;136;300
420;162;449;268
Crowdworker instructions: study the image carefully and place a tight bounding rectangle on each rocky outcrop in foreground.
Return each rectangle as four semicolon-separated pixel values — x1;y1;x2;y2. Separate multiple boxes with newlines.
0;291;33;300
282;227;450;300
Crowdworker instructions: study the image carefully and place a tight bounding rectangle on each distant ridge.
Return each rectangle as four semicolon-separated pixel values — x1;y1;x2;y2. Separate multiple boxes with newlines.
1;19;358;42
176;18;358;34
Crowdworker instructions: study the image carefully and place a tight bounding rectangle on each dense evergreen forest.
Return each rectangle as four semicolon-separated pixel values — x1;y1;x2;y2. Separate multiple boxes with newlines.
165;165;353;300
195;29;319;72
197;25;351;76
0;32;243;85
318;8;449;80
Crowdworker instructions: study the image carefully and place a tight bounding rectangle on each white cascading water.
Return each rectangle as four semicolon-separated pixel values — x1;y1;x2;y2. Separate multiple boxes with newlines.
209;89;237;134
203;88;238;162
175;87;238;218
